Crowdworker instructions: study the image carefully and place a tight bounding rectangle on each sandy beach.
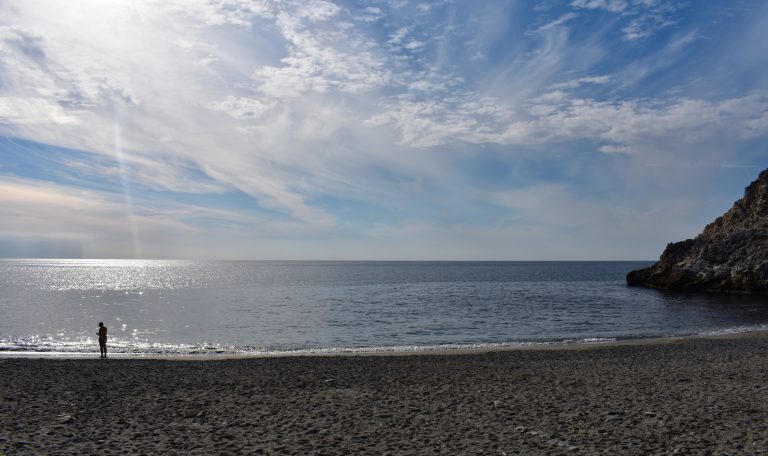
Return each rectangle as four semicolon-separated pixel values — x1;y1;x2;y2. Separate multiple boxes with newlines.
2;334;768;455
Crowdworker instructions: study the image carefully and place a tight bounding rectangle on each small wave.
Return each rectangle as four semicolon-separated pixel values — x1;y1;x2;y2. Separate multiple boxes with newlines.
560;337;617;344
695;324;768;337
0;337;625;358
3;325;767;358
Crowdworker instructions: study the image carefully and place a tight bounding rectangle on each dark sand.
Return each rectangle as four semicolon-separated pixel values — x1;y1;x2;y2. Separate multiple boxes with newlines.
3;334;768;455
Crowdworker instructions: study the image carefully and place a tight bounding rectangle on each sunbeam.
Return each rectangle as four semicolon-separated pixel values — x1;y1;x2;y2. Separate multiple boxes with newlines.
113;107;142;259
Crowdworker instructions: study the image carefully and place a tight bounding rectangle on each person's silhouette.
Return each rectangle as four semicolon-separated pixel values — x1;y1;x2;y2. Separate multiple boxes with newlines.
97;322;108;358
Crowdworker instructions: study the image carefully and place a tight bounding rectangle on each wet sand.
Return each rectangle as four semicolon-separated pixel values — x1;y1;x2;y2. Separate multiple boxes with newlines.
3;333;768;455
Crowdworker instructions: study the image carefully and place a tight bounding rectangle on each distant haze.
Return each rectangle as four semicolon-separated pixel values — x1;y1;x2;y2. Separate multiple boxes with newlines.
0;1;766;260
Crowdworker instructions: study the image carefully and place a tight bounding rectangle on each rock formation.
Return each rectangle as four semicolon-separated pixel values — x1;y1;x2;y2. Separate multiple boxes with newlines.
627;169;768;293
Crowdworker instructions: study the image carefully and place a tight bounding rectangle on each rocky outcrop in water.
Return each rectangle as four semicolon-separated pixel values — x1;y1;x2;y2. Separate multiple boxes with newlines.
627;169;768;294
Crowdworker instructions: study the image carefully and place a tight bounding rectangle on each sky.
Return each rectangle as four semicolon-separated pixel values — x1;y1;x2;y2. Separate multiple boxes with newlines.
0;0;766;260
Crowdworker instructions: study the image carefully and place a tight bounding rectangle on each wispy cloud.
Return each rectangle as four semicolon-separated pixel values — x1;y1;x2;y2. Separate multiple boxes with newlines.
570;1;628;13
570;0;683;40
531;12;578;33
370;91;768;153
0;0;765;259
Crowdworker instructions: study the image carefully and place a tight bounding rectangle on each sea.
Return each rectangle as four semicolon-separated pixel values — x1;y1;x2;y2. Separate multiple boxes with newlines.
2;259;768;357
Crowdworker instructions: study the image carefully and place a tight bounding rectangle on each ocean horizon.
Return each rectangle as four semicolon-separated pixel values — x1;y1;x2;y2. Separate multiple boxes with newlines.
3;259;768;357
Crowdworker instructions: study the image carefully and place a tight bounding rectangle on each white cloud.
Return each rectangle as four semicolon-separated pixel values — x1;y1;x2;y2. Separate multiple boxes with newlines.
0;0;766;260
0;0;386;226
388;27;409;45
621;12;674;41
356;6;385;22
597;144;628;154
570;0;628;13
251;8;390;98
371;91;768;152
0;97;80;125
211;96;272;120
295;0;340;22
551;75;611;89
531;12;578;33
571;0;682;40
516;93;768;150
165;0;273;27
367;95;516;148
404;40;427;50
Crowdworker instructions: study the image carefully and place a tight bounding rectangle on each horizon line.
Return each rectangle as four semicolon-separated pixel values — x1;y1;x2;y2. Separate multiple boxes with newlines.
0;257;656;262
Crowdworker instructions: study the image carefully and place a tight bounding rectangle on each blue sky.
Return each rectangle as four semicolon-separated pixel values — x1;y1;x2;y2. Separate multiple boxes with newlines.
0;0;766;260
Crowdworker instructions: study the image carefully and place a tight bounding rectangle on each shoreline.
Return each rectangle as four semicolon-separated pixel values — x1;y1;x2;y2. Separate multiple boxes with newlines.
4;329;768;454
3;329;767;360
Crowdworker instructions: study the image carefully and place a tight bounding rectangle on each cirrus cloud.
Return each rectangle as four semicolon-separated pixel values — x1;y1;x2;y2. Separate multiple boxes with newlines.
0;0;765;259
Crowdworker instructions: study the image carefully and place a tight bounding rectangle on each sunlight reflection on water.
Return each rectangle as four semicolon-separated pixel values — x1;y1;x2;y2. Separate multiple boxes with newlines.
2;260;768;355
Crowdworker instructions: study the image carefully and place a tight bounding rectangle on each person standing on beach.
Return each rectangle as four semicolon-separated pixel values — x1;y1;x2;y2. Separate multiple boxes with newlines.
97;322;108;358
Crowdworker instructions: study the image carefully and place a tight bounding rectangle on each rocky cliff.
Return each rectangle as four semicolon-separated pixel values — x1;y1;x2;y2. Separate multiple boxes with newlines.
627;169;768;293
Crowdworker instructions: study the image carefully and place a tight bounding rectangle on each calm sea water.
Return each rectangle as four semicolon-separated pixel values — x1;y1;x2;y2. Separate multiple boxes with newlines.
2;259;768;356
